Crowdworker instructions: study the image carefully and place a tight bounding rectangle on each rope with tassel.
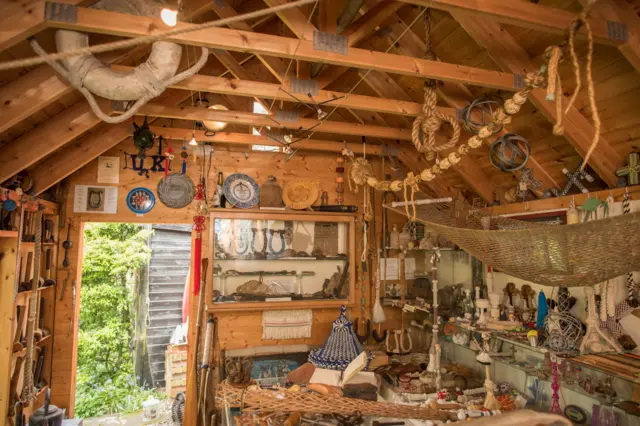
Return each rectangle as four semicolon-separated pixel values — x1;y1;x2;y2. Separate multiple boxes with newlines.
411;9;460;161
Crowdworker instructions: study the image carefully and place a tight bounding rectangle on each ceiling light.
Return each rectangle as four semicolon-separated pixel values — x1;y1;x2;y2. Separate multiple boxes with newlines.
189;132;198;146
284;134;293;144
161;8;178;27
317;108;328;120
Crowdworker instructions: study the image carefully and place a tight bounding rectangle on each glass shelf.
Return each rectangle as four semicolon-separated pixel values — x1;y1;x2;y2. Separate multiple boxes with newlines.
208;210;356;311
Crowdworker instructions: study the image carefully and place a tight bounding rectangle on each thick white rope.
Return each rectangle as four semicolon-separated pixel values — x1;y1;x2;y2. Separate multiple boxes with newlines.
0;0;318;72
31;39;209;123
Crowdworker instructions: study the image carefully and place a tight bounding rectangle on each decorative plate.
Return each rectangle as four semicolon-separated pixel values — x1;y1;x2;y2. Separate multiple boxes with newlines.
157;174;195;209
564;405;587;424
282;180;319;210
223;173;260;209
126;187;155;214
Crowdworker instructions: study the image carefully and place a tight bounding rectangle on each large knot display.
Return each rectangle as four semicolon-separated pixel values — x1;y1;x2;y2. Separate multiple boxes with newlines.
412;83;461;161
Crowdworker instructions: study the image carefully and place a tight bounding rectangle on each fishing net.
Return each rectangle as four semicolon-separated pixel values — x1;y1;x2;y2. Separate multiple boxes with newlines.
385;200;640;288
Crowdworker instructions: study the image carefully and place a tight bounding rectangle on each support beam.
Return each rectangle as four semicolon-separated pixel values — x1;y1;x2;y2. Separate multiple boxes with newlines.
47;7;520;91
455;14;624;187
0;101;104;183
581;0;640;74
136;103;412;140
262;0;316;40
151;128;386;155
0;0;88;52
395;0;629;46
110;65;450;117
343;1;403;45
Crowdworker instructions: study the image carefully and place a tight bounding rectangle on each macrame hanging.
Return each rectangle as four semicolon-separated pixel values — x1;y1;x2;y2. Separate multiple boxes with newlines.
411;9;460;161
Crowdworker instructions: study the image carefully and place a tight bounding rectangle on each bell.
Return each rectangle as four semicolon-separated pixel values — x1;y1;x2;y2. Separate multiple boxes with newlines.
28;389;64;426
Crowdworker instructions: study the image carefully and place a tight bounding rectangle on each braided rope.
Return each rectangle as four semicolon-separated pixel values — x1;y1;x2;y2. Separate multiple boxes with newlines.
412;9;460;161
22;209;43;403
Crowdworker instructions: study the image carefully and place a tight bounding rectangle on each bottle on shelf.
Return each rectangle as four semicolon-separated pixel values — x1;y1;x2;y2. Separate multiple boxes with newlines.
214;172;226;208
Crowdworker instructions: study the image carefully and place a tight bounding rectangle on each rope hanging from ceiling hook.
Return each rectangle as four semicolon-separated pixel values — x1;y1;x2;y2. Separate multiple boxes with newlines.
544;0;601;171
411;8;460;161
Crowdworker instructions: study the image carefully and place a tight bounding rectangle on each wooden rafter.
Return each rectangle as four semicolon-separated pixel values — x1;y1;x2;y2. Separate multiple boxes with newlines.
581;0;640;74
45;7;520;91
454;14;624;187
136;103;411;140
395;0;629;46
109;65;453;117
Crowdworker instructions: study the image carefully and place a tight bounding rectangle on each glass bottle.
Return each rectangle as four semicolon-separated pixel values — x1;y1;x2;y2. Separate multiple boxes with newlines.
399;226;411;248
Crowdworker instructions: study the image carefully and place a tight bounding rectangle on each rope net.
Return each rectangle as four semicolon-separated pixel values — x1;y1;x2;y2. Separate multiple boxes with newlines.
385;201;640;288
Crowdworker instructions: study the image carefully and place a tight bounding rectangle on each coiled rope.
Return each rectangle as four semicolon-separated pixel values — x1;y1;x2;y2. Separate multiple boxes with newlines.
411;9;460;161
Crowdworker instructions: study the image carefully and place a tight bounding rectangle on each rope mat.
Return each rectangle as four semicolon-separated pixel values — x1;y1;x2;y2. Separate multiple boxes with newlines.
385;201;640;288
215;381;454;421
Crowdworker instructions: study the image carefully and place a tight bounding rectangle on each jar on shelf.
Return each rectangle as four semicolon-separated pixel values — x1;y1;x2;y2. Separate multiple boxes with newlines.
389;224;400;249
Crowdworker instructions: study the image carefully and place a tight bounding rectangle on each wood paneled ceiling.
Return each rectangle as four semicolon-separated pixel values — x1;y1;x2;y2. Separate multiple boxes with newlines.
0;0;638;202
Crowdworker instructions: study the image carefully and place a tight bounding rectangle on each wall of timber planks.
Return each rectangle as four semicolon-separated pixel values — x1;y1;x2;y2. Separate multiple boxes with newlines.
50;138;404;416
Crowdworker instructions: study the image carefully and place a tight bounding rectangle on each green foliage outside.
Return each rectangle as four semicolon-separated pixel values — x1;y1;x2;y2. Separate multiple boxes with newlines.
75;223;164;418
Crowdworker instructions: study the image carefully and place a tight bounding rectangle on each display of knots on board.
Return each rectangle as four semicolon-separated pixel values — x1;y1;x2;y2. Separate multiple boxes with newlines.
462;96;504;135
489;133;530;172
549;161;594;197
504;168;543;203
124;135;169;179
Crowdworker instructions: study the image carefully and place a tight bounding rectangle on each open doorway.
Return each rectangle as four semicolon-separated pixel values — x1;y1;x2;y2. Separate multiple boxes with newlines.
76;223;191;423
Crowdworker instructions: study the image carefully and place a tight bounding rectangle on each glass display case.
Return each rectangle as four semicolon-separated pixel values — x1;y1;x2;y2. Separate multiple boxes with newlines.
207;210;356;311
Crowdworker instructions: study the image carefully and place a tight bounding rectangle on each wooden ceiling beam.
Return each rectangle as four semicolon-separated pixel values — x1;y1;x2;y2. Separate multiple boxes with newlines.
343;1;404;46
455;14;624;187
46;7;520;91
110;65;450;117
395;0;628;47
209;0;288;82
580;0;640;74
28;90;189;195
150;127;385;154
0;0;211;134
0;101;103;183
0;0;89;52
136;103;411;140
262;0;316;40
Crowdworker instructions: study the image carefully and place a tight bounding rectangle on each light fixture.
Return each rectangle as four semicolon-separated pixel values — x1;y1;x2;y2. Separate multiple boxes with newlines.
316;108;328;120
161;8;178;26
284;134;293;144
189;131;198;146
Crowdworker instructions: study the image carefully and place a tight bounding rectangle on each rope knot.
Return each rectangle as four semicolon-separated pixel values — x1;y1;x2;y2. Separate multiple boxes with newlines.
412;85;461;161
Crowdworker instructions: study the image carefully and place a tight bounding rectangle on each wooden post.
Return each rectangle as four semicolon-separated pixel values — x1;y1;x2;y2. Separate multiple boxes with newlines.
0;239;18;421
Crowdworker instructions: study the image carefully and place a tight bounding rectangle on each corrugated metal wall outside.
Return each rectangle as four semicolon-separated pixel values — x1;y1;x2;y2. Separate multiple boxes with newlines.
147;224;191;388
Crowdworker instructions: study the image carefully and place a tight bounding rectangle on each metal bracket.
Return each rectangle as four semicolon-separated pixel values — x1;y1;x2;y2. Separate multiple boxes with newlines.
275;109;299;122
290;78;319;96
607;21;628;42
313;31;348;55
513;74;525;89
45;2;77;23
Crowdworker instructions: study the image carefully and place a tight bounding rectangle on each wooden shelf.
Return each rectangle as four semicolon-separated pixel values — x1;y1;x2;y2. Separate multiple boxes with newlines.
208;299;354;312
0;230;19;238
15;285;57;306
20;242;57;247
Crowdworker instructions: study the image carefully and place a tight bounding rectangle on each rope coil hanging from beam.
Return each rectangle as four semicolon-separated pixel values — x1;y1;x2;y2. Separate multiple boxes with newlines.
411;9;460;161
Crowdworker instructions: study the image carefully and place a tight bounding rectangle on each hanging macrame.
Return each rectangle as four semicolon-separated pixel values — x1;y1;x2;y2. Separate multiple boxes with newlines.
411;9;461;161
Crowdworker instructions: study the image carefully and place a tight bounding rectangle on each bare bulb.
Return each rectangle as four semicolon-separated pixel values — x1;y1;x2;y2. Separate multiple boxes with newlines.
161;8;178;27
189;135;198;146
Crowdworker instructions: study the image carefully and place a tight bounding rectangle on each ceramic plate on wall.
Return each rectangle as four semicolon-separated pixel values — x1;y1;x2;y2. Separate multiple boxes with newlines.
126;187;155;214
223;173;260;209
282;181;318;210
157;174;195;209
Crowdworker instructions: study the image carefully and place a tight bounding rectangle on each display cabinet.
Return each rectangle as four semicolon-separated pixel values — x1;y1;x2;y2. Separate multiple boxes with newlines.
207;210;356;311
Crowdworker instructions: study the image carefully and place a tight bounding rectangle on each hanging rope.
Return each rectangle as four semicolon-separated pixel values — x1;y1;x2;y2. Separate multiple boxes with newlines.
544;0;602;171
411;9;460;161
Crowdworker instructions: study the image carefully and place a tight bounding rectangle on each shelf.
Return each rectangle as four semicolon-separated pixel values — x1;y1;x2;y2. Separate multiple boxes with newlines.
443;339;617;407
15;284;57;306
384;247;458;252
38;334;52;346
20;242;57;247
215;256;348;262
0;230;19;238
208;298;353;312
